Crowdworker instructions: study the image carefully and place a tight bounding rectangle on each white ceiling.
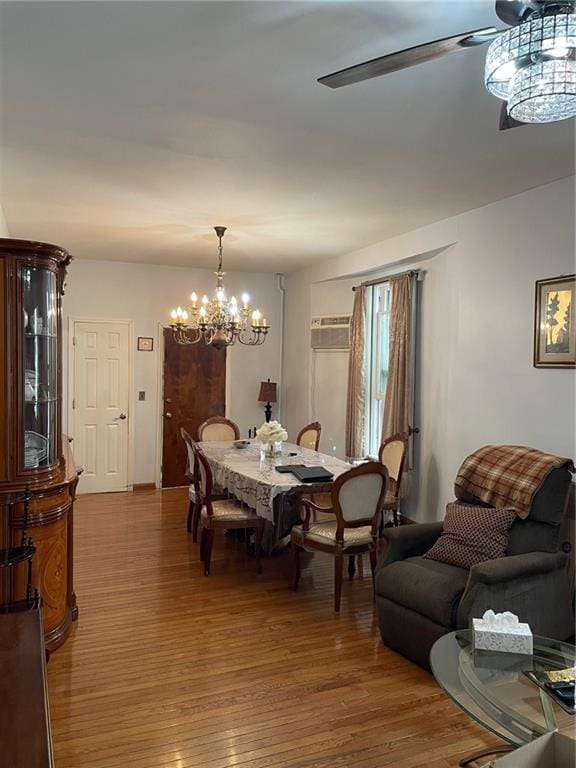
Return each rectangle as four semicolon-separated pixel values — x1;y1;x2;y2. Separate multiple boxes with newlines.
0;1;573;272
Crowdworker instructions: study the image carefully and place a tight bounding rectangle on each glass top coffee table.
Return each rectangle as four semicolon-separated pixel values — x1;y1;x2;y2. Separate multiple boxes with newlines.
430;630;575;767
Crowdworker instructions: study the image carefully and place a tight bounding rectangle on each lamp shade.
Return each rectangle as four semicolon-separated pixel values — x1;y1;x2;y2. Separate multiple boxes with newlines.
258;380;277;403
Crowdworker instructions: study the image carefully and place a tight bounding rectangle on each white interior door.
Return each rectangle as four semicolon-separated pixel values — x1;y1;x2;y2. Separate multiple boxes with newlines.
72;320;131;493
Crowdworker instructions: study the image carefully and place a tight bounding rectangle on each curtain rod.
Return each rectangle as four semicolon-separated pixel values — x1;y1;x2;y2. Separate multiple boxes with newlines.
352;268;419;291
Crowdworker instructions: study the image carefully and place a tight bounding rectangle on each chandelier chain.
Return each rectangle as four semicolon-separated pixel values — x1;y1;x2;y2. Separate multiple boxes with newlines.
217;233;224;275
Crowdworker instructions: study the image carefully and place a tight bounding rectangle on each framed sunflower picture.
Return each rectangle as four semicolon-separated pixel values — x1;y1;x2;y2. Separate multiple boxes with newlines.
534;274;576;368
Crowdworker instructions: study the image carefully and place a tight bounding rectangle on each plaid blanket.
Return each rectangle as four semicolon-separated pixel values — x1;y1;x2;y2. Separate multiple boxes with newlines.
455;445;574;519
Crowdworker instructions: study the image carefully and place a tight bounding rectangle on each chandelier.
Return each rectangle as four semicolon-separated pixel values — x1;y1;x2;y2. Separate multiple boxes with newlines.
485;4;576;123
170;226;269;349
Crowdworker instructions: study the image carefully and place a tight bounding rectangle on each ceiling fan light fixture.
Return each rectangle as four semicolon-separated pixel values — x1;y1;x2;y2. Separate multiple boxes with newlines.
508;58;576;121
485;11;576;101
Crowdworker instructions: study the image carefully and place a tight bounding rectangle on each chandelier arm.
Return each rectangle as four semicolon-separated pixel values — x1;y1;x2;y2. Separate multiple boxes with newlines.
171;326;203;345
237;328;268;346
237;337;265;346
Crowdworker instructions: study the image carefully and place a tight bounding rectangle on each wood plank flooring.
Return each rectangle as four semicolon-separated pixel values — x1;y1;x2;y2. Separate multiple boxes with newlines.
47;488;494;768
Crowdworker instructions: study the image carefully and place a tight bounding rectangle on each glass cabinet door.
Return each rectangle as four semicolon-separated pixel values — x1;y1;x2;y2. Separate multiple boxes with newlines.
22;266;58;469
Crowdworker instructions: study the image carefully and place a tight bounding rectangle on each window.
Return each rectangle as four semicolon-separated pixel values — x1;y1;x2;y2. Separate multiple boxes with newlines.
363;274;419;463
365;282;391;458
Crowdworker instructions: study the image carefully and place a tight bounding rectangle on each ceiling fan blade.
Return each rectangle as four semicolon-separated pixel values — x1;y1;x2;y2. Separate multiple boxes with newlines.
318;27;499;89
499;103;526;130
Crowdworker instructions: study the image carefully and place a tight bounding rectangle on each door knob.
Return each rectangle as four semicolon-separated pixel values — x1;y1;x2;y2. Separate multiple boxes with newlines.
164;412;173;419
115;413;127;421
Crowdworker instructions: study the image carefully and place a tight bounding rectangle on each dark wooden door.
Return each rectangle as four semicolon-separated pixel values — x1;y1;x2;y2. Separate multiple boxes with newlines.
161;329;226;488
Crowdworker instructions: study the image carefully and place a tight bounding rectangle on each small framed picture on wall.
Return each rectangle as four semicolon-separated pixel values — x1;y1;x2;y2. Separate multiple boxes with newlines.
534;274;576;368
137;337;154;352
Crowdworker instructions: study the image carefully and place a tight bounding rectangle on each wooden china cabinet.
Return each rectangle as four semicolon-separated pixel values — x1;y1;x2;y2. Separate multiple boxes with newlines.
0;238;79;650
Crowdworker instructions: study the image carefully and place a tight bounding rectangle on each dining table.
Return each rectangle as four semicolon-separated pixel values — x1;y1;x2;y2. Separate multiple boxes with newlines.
198;440;352;552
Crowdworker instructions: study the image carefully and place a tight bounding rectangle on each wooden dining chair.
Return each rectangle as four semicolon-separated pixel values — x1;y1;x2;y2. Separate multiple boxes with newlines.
181;427;229;542
378;432;408;527
197;416;240;442
193;444;265;576
291;462;388;612
296;422;322;451
181;428;200;539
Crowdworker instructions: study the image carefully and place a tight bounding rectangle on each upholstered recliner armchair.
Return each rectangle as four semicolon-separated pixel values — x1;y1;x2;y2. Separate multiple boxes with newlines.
375;452;574;670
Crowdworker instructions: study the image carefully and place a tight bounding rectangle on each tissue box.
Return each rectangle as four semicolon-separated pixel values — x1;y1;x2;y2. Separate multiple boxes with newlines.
473;616;533;655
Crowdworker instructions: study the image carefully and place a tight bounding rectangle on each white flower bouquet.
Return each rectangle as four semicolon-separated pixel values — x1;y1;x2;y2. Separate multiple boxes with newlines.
256;421;288;443
256;420;288;457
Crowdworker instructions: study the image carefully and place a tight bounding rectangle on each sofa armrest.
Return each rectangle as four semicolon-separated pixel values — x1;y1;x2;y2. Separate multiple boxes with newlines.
468;552;568;586
377;522;444;570
457;552;572;635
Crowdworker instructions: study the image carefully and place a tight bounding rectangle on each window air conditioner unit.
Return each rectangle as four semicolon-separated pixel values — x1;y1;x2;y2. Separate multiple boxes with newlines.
310;315;351;350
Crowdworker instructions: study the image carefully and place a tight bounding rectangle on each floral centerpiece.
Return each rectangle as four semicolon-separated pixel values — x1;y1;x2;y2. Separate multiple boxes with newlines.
256;420;288;458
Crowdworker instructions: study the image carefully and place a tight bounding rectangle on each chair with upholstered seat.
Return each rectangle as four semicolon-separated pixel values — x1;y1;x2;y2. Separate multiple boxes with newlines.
181;428;201;539
291;461;388;611
296;422;322;451
181;427;228;543
193;443;265;576
378;432;408;527
197;416;240;442
294;423;325;516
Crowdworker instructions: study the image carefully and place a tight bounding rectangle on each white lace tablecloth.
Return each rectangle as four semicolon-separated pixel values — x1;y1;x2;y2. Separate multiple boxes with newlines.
198;441;351;522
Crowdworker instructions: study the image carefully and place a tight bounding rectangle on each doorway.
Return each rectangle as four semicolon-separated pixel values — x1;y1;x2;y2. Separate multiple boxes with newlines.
160;328;226;488
70;319;133;493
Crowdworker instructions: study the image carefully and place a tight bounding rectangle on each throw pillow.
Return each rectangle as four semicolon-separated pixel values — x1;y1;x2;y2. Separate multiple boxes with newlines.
423;502;516;570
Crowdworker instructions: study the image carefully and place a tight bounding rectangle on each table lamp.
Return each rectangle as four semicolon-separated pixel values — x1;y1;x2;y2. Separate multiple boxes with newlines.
258;379;277;423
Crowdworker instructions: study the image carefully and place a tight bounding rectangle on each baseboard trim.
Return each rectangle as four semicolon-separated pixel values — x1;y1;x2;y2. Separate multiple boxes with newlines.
133;483;156;492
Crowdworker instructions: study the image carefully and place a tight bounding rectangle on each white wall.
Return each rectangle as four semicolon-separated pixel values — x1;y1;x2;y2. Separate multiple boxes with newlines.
283;177;576;522
63;260;282;484
0;204;10;236
309;278;356;458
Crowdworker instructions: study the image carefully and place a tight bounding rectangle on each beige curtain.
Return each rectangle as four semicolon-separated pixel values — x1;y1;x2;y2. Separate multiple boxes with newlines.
345;286;366;460
382;274;412;444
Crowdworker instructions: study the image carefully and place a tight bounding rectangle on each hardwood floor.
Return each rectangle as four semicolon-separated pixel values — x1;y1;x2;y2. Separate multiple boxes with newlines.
47;488;493;768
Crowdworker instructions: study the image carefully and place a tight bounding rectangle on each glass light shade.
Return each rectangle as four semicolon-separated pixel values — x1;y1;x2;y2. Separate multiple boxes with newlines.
508;58;576;122
485;12;576;100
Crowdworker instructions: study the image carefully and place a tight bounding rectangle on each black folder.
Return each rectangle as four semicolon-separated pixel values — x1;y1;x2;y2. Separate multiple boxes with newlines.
275;464;305;474
290;465;334;483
